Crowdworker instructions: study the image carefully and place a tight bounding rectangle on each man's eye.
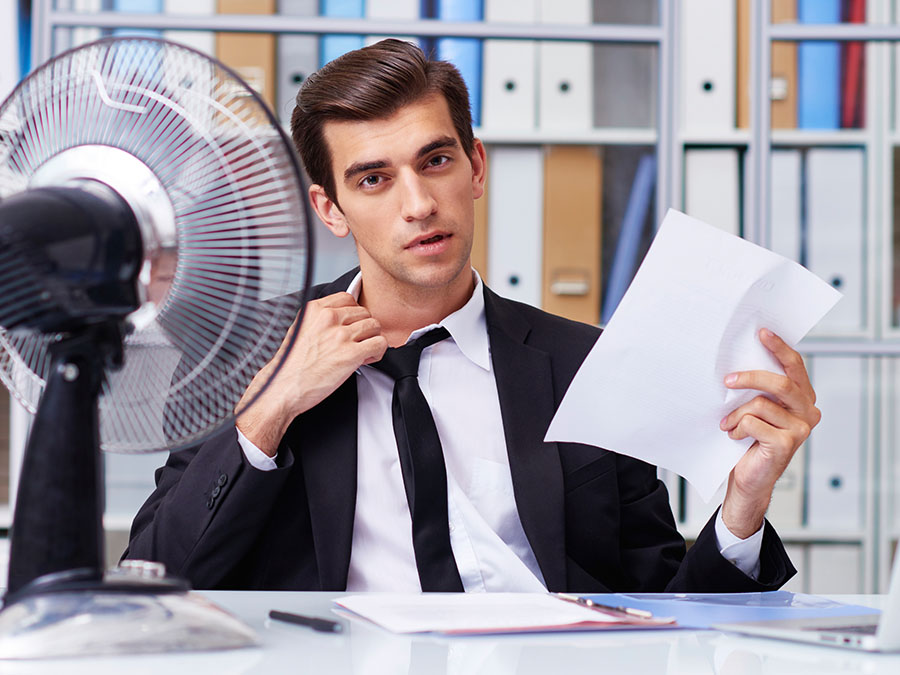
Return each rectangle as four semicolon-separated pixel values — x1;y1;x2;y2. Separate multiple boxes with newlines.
428;155;449;167
361;175;381;187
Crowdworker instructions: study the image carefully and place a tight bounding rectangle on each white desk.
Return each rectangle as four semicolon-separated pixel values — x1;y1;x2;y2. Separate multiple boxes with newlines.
1;592;898;674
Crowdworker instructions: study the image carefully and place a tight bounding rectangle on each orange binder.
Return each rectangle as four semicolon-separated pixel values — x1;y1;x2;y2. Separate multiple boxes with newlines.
541;146;602;325
216;0;277;111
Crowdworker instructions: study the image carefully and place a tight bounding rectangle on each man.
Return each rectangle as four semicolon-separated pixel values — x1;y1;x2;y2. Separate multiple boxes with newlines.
126;40;818;593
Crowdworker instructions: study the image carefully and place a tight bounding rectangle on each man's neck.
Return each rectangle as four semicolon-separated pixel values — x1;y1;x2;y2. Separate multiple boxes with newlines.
358;269;476;347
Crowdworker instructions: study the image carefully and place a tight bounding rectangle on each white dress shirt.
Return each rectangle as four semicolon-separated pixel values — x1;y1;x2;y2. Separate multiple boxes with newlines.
238;270;763;590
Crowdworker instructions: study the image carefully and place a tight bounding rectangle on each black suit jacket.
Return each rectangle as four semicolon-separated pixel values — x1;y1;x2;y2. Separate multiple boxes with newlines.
126;269;795;592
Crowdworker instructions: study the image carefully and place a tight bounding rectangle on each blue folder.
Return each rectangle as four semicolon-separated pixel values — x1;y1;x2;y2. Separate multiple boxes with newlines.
320;0;365;67
434;0;483;126
797;0;841;129
585;592;880;630
601;154;656;324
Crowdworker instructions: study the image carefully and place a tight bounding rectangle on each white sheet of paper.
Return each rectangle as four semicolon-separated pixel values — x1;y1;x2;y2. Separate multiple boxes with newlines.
335;593;622;634
545;209;843;502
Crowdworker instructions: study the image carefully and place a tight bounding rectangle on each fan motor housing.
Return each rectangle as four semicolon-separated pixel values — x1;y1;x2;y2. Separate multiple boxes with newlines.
0;183;143;333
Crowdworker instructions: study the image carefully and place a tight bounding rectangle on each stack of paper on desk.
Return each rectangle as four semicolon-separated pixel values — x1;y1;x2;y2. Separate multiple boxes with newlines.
545;209;843;502
334;594;673;635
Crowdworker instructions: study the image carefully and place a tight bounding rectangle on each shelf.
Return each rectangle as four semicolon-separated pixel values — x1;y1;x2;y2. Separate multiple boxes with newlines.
680;130;752;146
795;339;900;356
681;527;866;544
0;509;134;532
769;129;870;147
680;129;871;147
475;127;656;147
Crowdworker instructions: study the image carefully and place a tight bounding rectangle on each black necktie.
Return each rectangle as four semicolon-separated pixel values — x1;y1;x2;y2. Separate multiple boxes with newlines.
371;327;464;592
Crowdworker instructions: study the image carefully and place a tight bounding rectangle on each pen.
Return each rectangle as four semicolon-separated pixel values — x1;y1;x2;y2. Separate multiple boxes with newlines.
554;593;655;620
269;609;343;633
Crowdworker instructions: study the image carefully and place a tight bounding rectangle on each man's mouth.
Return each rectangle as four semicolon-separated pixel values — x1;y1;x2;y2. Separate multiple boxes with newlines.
419;234;445;245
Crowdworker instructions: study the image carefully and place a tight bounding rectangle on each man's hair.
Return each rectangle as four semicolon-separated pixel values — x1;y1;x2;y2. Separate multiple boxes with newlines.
290;39;476;206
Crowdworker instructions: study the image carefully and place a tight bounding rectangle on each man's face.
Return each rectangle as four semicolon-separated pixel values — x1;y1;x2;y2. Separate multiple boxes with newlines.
311;94;485;296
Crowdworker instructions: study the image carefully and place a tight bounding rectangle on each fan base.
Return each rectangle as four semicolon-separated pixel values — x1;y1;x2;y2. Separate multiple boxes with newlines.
0;569;258;660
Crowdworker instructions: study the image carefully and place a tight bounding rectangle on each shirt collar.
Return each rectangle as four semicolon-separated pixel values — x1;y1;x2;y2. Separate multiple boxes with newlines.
345;270;491;372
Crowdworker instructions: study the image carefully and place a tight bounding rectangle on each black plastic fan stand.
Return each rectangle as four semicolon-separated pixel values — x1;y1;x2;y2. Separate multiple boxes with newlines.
6;324;114;597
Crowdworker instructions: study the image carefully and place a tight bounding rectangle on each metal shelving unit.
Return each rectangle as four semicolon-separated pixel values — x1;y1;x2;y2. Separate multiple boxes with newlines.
17;0;900;592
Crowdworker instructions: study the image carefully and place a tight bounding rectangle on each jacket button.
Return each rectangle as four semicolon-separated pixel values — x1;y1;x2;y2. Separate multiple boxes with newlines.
206;498;214;509
211;486;221;498
217;474;227;487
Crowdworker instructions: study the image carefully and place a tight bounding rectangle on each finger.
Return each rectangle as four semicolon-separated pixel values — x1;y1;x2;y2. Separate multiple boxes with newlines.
314;291;359;309
334;305;375;326
727;414;794;453
721;395;797;431
359;335;389;365
725;369;802;409
346;317;383;343
759;328;814;397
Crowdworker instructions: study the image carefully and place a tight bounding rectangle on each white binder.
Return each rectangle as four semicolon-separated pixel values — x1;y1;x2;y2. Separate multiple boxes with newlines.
766;439;806;530
809;544;862;594
486;146;544;307
769;149;802;263
365;0;420;47
536;0;592;130
104;453;163;525
683;480;726;536
73;0;103;48
164;0;215;56
806;147;865;333
806;356;865;532
683;148;740;237
0;0;17;103
277;0;318;124
482;0;538;131
782;544;806;593
681;0;737;132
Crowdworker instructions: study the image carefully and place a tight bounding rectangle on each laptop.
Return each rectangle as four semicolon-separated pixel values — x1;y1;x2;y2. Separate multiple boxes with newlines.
712;552;900;652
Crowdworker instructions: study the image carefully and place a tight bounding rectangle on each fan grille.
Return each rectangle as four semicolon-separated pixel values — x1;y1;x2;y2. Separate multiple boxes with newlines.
0;38;311;453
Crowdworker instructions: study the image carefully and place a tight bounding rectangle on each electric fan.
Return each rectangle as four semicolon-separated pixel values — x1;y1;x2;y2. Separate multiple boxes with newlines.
0;37;312;658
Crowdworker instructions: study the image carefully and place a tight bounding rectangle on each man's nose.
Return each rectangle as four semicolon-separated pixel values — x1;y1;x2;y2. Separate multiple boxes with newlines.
399;171;437;222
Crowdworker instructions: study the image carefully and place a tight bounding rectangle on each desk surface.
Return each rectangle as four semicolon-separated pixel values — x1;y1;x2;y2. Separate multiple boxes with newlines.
1;592;898;674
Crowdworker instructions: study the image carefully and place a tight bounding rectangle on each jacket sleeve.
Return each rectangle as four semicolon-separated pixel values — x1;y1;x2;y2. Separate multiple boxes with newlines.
123;424;294;588
615;456;796;592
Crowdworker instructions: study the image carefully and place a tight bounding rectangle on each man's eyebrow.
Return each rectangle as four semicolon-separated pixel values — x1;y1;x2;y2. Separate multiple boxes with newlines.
342;136;461;184
417;136;459;159
344;159;389;184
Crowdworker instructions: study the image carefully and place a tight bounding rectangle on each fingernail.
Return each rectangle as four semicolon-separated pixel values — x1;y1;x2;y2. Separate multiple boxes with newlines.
761;328;773;338
720;416;729;429
725;373;738;386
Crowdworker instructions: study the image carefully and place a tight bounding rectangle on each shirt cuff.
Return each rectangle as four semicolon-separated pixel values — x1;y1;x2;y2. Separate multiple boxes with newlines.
236;426;278;472
714;508;763;580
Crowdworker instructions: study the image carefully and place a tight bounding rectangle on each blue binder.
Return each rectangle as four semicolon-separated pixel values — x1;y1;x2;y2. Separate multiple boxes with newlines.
320;0;365;67
17;0;29;78
601;154;656;324
797;0;840;129
112;0;164;38
433;0;483;126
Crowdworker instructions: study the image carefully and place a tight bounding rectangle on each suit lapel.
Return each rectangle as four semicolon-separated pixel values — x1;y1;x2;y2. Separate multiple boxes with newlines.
294;267;361;590
296;375;358;590
484;289;567;591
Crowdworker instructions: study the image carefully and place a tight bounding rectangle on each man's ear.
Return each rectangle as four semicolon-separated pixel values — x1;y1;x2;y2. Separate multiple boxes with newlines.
470;138;487;201
308;184;351;238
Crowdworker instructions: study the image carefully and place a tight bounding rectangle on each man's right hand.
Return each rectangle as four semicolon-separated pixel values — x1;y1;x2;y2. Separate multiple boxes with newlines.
235;292;388;456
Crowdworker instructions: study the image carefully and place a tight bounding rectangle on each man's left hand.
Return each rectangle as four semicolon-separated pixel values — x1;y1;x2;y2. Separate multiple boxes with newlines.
719;328;821;539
